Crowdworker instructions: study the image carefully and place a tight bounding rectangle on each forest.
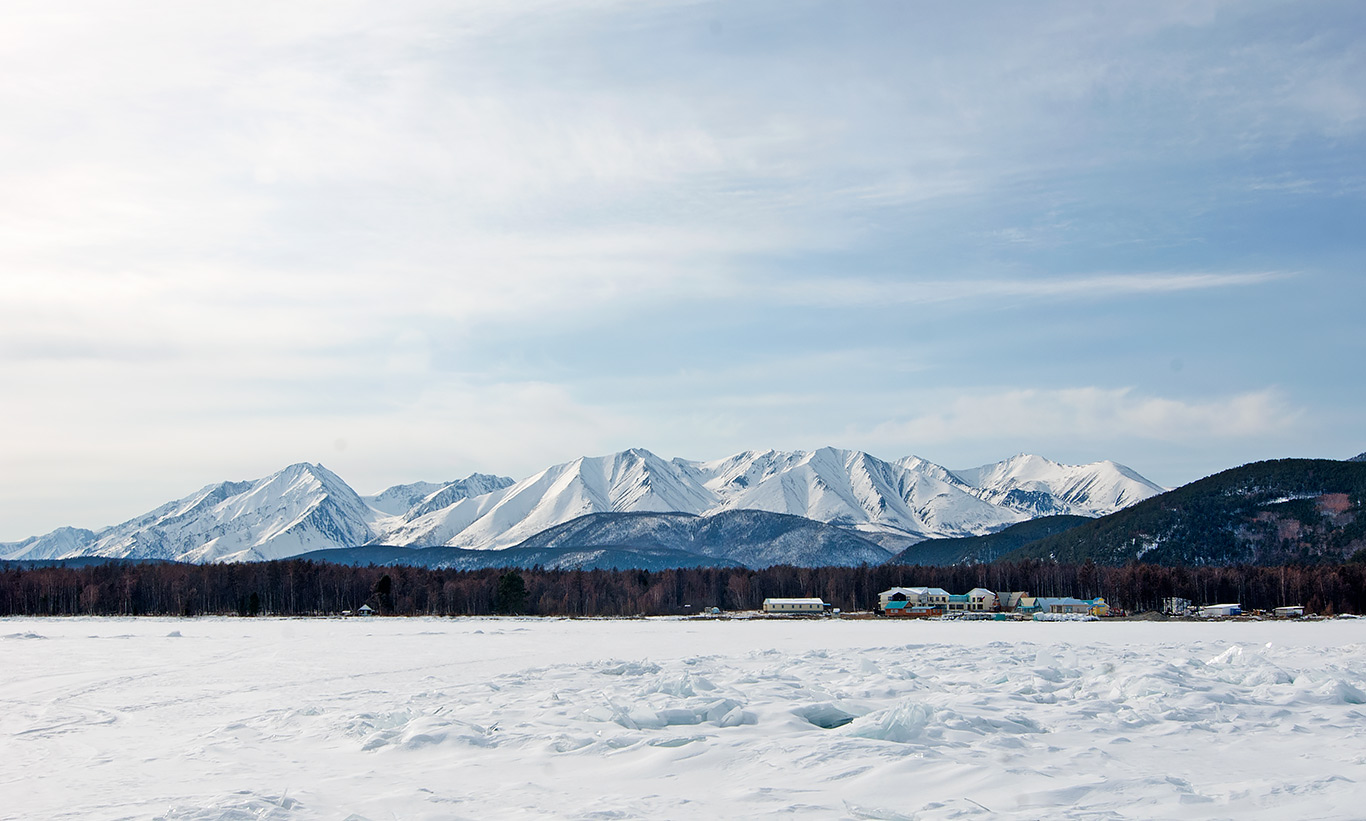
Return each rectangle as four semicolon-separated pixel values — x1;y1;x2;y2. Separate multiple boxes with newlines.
3;558;1366;617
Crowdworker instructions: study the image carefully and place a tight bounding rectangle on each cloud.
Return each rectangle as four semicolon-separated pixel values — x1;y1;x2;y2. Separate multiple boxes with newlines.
769;271;1292;308
867;387;1304;446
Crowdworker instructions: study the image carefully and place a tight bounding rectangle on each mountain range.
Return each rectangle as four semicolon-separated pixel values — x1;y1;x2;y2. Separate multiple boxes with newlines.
0;448;1161;567
1006;458;1366;565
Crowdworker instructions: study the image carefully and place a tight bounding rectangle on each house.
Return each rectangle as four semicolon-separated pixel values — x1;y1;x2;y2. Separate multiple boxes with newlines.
1199;603;1242;618
878;587;928;611
1019;596;1095;615
762;598;829;614
996;591;1028;612
967;588;997;611
356;604;375;617
882;600;909;616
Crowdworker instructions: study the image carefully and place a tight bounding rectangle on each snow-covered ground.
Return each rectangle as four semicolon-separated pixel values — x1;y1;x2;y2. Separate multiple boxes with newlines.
3;618;1364;820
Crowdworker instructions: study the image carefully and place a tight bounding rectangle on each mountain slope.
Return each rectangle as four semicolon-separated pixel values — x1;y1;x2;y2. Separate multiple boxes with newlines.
702;448;1023;540
1005;459;1366;565
948;454;1165;517
513;508;893;568
0;526;98;562
293;543;743;572
2;448;1162;566
382;449;720;549
81;463;379;563
384;447;1156;551
888;515;1092;566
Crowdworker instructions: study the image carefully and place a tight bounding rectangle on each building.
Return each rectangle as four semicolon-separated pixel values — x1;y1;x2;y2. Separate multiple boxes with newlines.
878;587;927;611
762;598;829;614
1273;605;1305;618
1199;603;1242;618
967;588;997;611
1019;596;1096;615
879;586;1008;616
877;586;957;614
996;591;1028;611
1161;597;1192;616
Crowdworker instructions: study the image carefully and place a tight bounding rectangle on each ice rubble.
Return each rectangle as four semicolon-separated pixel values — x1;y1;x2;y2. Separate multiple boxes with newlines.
4;618;1366;820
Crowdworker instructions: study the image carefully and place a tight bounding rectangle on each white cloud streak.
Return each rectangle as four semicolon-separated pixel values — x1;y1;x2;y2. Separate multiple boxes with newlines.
868;387;1304;446
769;272;1293;308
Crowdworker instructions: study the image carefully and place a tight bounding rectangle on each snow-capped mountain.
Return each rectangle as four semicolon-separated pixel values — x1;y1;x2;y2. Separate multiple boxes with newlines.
0;526;99;562
945;453;1165;517
382;448;720;550
0;449;1163;565
698;448;1022;542
363;474;515;518
379;447;1159;552
0;464;515;564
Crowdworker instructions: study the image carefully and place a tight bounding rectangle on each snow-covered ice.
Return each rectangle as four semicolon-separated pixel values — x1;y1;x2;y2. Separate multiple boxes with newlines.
3;618;1364;819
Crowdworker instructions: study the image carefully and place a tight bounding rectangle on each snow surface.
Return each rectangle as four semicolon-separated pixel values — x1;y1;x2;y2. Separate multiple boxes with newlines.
3;617;1365;820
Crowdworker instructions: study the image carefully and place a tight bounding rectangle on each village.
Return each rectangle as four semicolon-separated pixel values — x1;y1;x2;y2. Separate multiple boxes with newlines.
758;588;1313;621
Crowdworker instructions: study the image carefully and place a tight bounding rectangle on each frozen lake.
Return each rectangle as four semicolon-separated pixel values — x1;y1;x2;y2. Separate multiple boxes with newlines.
3;617;1365;820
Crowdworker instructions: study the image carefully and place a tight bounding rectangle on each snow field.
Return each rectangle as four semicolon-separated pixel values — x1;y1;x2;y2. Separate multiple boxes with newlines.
3;618;1365;819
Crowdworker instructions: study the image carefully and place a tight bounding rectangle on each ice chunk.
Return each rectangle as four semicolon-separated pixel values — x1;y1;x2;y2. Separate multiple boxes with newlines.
847;699;934;743
794;702;860;729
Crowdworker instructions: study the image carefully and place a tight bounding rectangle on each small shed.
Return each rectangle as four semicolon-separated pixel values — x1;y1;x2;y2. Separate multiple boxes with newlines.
356;604;375;617
762;597;829;614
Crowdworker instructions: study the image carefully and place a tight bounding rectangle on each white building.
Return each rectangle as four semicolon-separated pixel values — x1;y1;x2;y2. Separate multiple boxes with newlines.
878;587;928;611
762;598;829;614
967;588;998;611
1199;603;1242;618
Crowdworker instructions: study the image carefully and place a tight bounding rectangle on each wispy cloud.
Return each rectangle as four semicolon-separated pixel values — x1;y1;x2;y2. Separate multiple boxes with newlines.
0;0;1361;539
770;271;1293;308
867;387;1305;446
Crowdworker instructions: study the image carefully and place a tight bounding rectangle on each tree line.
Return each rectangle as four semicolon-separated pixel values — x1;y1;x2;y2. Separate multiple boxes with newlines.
2;558;1365;617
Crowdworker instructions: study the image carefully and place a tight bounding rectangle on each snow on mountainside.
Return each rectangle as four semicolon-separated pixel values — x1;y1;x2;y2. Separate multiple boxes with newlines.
0;526;99;562
0;448;1163;564
383;449;719;550
946;453;1166;517
698;448;1021;540
381;447;1158;552
0;465;513;564
86;464;376;563
364;474;515;517
514;509;893;568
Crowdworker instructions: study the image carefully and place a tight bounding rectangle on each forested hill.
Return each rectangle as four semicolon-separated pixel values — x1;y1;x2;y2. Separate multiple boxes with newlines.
1005;459;1366;565
888;515;1091;566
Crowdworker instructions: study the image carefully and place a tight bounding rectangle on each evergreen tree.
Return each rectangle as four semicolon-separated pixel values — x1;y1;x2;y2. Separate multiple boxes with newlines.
372;573;395;614
494;570;528;614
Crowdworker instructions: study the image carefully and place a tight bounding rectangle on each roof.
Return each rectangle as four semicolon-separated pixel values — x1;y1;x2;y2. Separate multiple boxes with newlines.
883;601;907;610
763;598;827;605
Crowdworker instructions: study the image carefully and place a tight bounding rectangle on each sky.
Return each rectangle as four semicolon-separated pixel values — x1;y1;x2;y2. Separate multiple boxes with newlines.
2;0;1363;541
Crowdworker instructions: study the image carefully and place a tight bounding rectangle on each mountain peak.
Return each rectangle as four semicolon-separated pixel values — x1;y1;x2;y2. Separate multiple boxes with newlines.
3;447;1166;566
